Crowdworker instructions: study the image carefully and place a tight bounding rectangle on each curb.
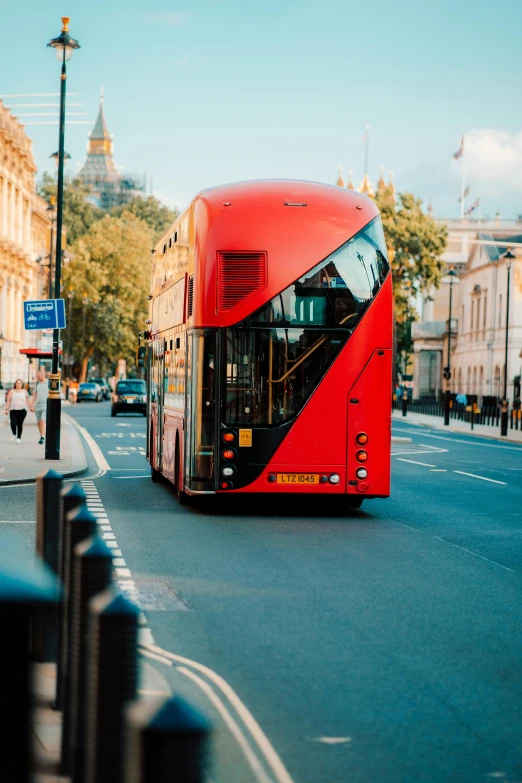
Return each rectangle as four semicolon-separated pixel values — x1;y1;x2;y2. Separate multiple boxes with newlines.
0;415;88;486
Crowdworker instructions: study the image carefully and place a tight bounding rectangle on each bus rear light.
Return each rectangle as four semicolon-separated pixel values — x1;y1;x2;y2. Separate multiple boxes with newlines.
356;450;368;463
356;433;368;445
356;467;368;479
222;432;235;443
222;449;235;460
329;474;340;485
222;466;235;477
220;481;233;490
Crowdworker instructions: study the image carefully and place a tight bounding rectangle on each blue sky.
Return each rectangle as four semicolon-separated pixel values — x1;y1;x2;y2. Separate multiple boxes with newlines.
1;0;522;219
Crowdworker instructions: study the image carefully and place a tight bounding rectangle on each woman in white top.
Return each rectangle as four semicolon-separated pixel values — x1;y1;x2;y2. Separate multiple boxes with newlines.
4;379;33;443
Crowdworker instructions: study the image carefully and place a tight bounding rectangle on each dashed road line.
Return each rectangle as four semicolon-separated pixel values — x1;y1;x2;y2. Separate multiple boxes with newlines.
396;458;437;468
453;471;507;485
80;479;153;644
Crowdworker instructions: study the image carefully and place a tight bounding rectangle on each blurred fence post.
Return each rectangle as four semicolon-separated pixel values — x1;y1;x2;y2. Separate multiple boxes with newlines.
60;507;98;774
56;483;86;710
0;539;59;783
33;469;63;662
125;695;211;783
69;536;113;783
85;589;140;783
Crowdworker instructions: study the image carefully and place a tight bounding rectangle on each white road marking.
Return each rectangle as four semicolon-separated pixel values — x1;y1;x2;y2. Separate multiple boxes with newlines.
113;475;150;479
0;520;35;524
179;666;274;783
65;414;111;471
313;737;352;745
396;458;436;468
429;469;447;472
453;471;507;485
140;641;295;783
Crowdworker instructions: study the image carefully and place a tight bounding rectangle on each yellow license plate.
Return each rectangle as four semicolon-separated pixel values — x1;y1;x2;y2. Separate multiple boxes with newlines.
276;473;319;485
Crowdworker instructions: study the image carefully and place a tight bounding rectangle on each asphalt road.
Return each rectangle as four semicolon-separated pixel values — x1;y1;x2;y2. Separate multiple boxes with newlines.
2;402;522;783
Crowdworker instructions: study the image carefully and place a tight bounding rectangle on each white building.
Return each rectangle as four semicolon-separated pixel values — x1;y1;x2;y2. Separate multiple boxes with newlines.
412;217;522;404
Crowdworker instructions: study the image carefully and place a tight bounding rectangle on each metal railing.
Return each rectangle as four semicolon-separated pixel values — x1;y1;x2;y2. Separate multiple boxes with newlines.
393;397;522;432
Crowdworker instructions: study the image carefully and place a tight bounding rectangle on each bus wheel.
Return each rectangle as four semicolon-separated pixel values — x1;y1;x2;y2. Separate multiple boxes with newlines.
175;438;189;505
151;464;163;483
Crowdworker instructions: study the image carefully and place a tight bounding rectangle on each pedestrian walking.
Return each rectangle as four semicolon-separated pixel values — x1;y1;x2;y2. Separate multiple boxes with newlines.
4;379;32;443
68;378;78;404
456;390;467;405
31;368;49;445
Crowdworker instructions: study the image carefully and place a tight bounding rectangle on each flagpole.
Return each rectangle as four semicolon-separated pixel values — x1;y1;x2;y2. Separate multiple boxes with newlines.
460;133;465;220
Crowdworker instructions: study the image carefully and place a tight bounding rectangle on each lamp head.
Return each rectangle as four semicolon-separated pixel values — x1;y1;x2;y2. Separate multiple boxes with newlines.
504;248;515;269
48;17;81;62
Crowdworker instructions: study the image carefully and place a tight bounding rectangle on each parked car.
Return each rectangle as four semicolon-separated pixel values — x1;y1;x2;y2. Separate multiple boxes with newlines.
92;377;111;400
111;379;147;416
77;382;103;402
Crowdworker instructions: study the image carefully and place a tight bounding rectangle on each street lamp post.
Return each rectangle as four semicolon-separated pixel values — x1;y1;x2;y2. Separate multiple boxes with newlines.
443;269;457;426
46;198;56;298
500;249;515;437
67;287;74;377
45;17;80;461
0;332;5;389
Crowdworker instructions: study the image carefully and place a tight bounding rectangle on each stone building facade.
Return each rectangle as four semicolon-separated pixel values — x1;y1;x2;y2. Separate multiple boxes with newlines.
0;101;50;386
412;217;522;404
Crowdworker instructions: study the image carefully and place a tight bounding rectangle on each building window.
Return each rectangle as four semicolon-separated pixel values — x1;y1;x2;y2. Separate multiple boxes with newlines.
470;299;474;337
476;295;481;333
483;294;487;331
498;294;502;328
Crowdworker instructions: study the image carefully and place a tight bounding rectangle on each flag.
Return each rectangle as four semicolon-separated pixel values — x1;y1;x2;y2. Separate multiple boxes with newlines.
458;186;470;203
467;198;480;214
453;136;464;159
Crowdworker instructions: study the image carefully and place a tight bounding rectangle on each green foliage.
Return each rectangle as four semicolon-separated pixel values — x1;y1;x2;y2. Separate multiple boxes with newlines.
110;195;178;240
37;173;104;244
375;186;447;368
62;213;152;379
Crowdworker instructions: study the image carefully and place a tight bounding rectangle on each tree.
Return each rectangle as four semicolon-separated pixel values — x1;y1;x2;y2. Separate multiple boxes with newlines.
37;173;104;244
374;186;447;372
62;212;152;381
110;195;178;240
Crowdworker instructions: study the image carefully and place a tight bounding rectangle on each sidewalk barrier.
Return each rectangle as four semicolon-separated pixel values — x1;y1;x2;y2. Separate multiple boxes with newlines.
401;396;408;417
124;695;211;783
60;506;98;772
85;589;140;783
70;536;113;783
0;539;59;783
33;469;63;662
56;483;87;709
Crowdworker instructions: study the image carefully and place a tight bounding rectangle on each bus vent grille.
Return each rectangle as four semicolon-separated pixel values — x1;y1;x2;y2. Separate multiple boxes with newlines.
217;251;267;311
187;275;194;318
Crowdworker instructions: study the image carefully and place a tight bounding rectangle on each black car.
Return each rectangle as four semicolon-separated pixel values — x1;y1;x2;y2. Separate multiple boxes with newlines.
78;382;103;402
111;380;147;416
92;377;110;400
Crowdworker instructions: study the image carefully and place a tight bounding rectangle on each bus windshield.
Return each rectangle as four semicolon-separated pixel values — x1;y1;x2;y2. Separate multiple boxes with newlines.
225;217;389;426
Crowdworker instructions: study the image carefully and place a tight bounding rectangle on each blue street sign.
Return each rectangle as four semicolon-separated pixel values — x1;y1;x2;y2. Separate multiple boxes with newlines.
24;299;66;331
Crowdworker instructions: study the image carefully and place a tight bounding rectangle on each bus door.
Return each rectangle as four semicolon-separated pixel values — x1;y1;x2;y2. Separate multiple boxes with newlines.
155;339;166;471
185;331;217;492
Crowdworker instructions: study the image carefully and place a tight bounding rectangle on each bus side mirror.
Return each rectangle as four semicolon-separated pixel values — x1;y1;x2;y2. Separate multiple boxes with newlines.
136;345;147;367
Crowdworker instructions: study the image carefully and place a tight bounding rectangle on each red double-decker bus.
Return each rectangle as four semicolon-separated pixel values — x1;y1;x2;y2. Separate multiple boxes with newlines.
145;180;392;508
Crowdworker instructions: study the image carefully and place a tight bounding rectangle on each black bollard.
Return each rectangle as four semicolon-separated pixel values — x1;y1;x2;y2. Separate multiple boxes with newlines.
33;469;63;662
56;483;87;710
125;695;211;783
85;589;140;783
60;507;98;774
0;538;59;783
70;536;113;783
401;394;408;417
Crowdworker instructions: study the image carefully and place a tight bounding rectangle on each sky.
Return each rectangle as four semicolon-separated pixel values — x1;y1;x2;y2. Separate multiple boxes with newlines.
1;0;522;220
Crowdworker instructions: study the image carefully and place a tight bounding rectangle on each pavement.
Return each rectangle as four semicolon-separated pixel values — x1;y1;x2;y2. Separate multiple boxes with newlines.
2;401;522;782
0;405;87;485
393;408;522;443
